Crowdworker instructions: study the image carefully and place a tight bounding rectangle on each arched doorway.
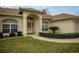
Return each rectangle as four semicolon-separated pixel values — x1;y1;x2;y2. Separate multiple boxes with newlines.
27;14;39;34
2;19;17;33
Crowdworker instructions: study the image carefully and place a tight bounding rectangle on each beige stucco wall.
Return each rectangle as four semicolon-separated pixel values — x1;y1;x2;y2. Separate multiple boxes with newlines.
50;19;75;33
74;19;79;33
0;15;23;32
0;10;42;36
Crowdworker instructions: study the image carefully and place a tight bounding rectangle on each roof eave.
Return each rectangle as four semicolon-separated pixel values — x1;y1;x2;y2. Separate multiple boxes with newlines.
0;13;22;17
20;8;44;14
50;16;79;22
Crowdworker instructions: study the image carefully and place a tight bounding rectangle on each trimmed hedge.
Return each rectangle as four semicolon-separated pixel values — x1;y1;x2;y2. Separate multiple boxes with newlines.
9;33;16;37
17;31;23;36
0;32;3;38
39;32;79;39
39;32;53;38
0;31;23;38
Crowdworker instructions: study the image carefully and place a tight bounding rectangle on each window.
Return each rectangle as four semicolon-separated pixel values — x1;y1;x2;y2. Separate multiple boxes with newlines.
42;20;49;31
3;19;17;33
3;24;10;33
11;24;17;33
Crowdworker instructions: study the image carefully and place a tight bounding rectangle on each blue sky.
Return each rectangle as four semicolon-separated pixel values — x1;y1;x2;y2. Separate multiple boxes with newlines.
29;6;79;16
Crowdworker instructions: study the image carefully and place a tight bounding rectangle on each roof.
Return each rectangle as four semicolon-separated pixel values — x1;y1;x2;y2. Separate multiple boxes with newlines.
0;7;21;16
0;7;52;20
20;8;44;14
51;13;79;21
0;8;79;21
42;14;53;20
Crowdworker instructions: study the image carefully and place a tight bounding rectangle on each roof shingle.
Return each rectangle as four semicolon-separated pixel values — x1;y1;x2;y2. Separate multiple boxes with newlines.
0;7;20;16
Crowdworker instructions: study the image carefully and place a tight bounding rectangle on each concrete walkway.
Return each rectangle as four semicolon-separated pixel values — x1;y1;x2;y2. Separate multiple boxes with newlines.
31;35;79;43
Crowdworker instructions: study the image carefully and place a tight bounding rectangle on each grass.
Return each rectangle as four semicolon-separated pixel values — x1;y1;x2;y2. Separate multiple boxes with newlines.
0;37;79;53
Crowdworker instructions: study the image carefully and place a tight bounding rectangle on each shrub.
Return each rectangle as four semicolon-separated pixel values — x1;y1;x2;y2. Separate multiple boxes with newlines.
39;32;79;39
9;33;16;37
17;31;22;36
49;26;59;33
0;32;3;38
39;32;53;38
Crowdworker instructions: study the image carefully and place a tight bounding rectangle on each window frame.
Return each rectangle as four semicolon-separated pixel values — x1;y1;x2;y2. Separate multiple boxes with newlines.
42;20;49;32
2;20;18;33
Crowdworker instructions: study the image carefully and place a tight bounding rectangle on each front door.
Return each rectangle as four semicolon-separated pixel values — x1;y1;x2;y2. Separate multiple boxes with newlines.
27;22;33;34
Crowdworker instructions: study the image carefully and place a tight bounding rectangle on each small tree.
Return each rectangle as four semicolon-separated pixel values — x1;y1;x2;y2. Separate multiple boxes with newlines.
42;9;49;15
49;26;59;34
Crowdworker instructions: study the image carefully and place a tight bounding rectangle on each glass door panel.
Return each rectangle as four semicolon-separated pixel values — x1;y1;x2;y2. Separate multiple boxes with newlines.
27;22;33;33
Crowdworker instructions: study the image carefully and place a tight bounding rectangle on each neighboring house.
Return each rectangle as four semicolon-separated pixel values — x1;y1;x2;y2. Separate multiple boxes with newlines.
0;7;79;37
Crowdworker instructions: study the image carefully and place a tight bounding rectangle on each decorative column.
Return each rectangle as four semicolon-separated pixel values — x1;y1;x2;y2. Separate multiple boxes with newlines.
35;15;42;35
39;15;42;33
22;12;28;37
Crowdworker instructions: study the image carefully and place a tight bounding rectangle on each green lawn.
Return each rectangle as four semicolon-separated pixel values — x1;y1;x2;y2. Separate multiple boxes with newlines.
0;37;79;53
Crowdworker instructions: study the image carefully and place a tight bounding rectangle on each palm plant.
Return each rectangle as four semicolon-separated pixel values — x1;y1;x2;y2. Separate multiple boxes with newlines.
49;26;59;34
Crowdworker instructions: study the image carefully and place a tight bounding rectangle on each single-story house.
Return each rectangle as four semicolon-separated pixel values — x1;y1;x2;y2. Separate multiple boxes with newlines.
0;7;79;37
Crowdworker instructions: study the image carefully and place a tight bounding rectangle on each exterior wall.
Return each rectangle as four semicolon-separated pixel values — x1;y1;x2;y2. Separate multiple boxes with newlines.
0;11;42;36
74;19;79;33
0;15;23;32
50;19;75;33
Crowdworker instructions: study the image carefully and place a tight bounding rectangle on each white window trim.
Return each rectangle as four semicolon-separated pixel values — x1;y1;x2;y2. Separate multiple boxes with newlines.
42;20;49;32
2;20;17;33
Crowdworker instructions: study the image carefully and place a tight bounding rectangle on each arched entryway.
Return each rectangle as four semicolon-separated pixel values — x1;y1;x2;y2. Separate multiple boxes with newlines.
22;12;42;36
27;14;39;34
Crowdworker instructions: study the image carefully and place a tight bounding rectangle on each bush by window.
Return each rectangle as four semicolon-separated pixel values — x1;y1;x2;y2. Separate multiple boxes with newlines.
9;33;16;37
17;31;22;36
0;32;3;38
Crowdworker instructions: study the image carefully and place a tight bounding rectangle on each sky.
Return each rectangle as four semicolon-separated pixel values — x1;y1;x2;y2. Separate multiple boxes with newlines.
28;6;79;16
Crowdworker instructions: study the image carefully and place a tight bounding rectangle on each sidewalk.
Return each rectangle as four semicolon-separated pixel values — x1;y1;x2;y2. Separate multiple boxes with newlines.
31;35;79;43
